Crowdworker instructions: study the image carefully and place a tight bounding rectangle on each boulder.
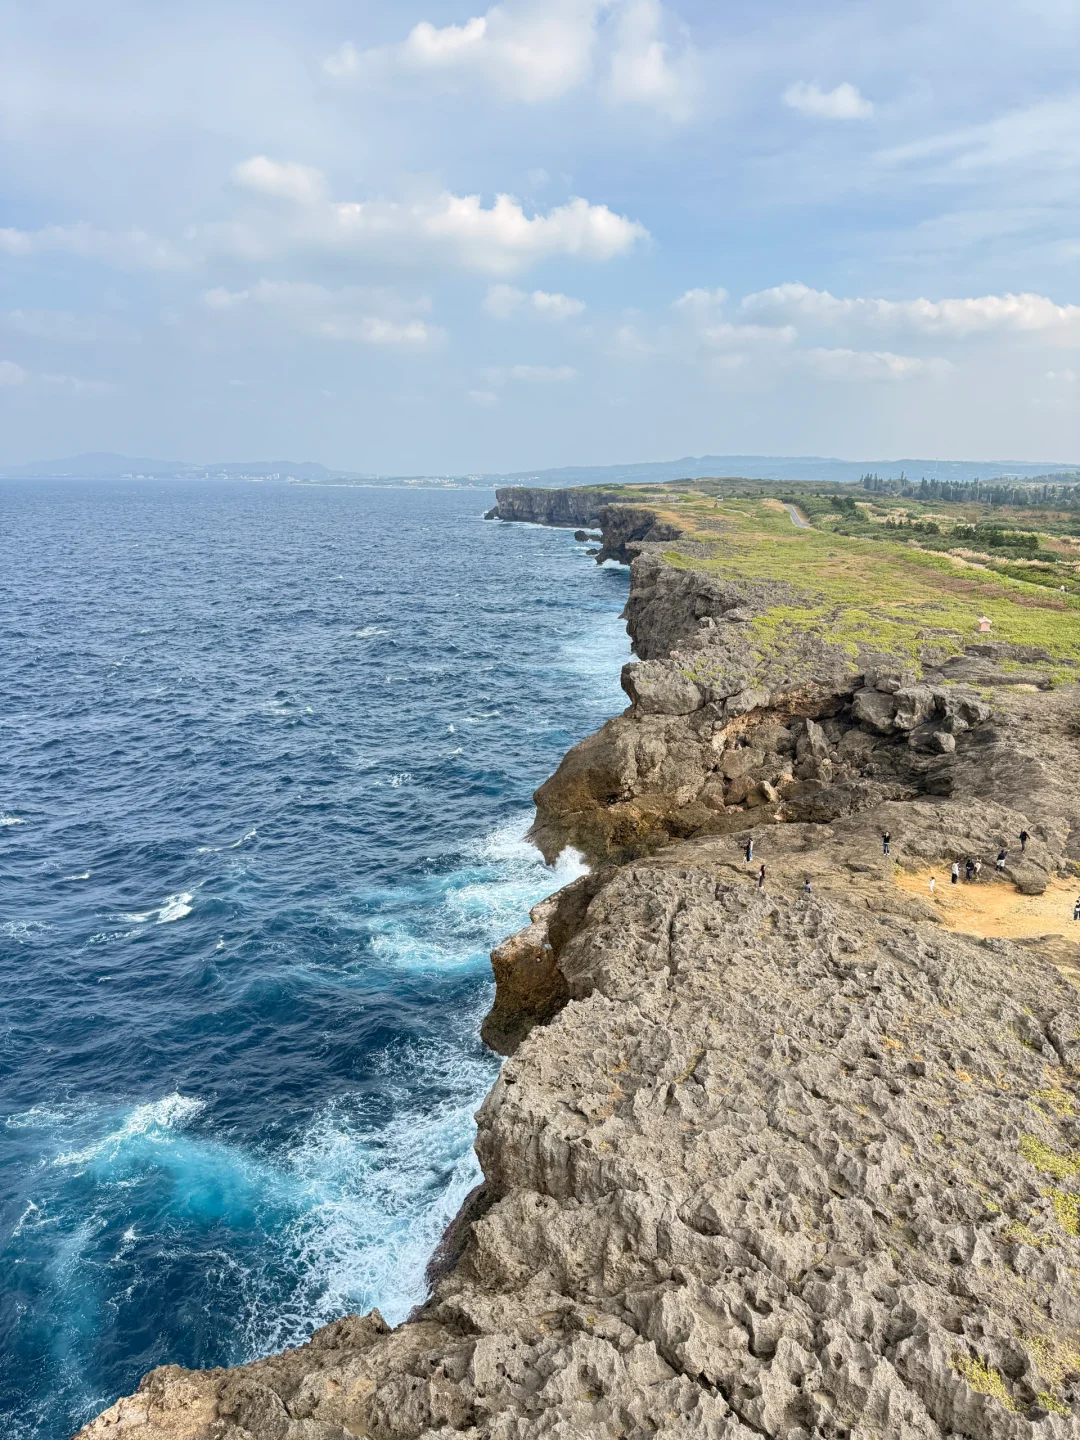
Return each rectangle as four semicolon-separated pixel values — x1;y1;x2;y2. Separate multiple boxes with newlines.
720;747;760;780
622;661;704;715
796;718;830;761
893;685;937;731
724;686;771;718
851;687;898;733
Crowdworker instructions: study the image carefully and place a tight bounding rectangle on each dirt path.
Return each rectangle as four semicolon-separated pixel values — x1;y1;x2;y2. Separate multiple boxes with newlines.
895;867;1080;941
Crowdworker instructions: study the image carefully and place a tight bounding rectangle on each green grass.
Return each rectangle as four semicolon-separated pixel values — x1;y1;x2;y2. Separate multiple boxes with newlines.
644;494;1080;677
951;1353;1017;1411
1019;1134;1080;1181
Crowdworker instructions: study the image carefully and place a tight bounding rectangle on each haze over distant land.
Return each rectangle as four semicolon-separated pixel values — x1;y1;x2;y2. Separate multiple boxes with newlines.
3;451;1079;487
1;3;1078;470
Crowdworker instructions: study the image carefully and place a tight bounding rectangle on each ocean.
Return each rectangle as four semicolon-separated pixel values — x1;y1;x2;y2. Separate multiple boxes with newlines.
0;479;630;1439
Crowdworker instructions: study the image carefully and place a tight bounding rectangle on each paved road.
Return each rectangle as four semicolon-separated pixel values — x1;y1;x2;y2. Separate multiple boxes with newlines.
784;503;811;529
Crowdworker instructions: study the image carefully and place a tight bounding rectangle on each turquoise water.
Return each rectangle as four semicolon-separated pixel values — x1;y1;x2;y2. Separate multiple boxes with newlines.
0;479;629;1437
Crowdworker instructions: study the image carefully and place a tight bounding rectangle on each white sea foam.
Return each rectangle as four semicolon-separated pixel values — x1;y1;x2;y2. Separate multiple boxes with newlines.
240;1035;497;1348
1;919;51;943
63;871;91;881
353;625;387;639
54;1093;207;1167
157;892;193;923
0;813;25;826
229;827;258;848
388;773;411;788
121;891;193;925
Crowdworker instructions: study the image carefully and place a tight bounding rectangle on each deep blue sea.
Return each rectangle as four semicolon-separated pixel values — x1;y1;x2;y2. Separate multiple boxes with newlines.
0;479;629;1439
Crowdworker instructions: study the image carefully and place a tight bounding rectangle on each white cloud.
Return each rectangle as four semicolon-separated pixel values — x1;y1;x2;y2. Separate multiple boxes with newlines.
804;348;950;380
672;289;795;347
607;0;698;121
0;223;187;269
325;0;695;114
741;283;1080;340
232;156;328;204
216;172;648;275
875;95;1080;177
783;81;873;120
483;283;585;319
468;388;500;406
325;0;607;102
485;363;578;383
531;289;586;319
1;309;132;344
701;321;797;347
4;176;646;280
672;287;728;311
202;280;445;348
0;359;112;394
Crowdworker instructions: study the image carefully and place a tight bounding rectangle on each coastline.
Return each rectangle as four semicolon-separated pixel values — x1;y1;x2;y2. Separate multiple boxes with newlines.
79;486;1080;1437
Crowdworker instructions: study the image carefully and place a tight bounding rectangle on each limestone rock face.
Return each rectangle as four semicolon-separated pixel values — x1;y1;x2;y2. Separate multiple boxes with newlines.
485;487;624;527
79;825;1080;1439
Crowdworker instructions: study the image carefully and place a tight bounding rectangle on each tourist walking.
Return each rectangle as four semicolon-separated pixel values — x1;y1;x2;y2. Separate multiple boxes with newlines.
1020;829;1030;853
928;875;936;894
802;877;812;895
1074;897;1080;922
882;832;891;856
965;858;975;882
974;859;982;878
951;862;960;885
996;848;1008;871
757;864;766;890
745;838;754;864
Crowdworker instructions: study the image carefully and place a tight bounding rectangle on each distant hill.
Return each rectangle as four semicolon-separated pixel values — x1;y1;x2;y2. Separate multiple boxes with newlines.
2;451;1078;487
0;452;367;481
482;455;1080;488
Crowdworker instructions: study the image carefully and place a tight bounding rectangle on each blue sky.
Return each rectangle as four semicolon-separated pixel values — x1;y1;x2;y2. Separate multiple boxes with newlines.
1;0;1078;471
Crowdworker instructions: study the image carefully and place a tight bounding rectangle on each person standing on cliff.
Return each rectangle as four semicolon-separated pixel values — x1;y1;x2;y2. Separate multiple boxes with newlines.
757;863;766;890
745;838;754;864
1019;829;1030;853
802;877;812;895
1074;897;1080;922
974;858;983;879
882;832;891;856
965;858;975;882
996;847;1008;871
951;861;960;885
928;875;936;894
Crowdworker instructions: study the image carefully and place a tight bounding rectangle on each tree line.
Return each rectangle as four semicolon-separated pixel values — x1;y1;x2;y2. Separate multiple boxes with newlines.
860;473;1080;508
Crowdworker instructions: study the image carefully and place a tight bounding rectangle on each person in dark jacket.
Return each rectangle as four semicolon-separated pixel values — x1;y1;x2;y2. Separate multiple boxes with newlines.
882;832;891;856
757;864;766;890
744;838;754;864
1019;829;1030;852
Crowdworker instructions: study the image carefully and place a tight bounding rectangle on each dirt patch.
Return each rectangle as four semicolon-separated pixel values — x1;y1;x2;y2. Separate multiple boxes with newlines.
895;868;1080;942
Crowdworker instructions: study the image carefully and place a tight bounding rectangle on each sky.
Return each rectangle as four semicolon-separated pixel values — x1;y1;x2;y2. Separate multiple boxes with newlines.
1;0;1078;472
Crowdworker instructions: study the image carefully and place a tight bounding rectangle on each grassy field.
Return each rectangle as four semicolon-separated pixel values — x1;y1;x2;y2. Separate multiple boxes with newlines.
590;481;1080;676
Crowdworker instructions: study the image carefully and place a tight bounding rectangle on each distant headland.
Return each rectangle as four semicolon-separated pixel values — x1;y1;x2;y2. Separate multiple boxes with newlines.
2;450;1079;488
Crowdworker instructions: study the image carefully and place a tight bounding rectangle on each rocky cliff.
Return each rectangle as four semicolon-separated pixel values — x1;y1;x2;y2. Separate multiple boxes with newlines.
79;492;1080;1439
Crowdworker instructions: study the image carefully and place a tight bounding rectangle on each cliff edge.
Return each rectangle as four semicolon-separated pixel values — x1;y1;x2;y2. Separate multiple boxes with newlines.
79;486;1080;1438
